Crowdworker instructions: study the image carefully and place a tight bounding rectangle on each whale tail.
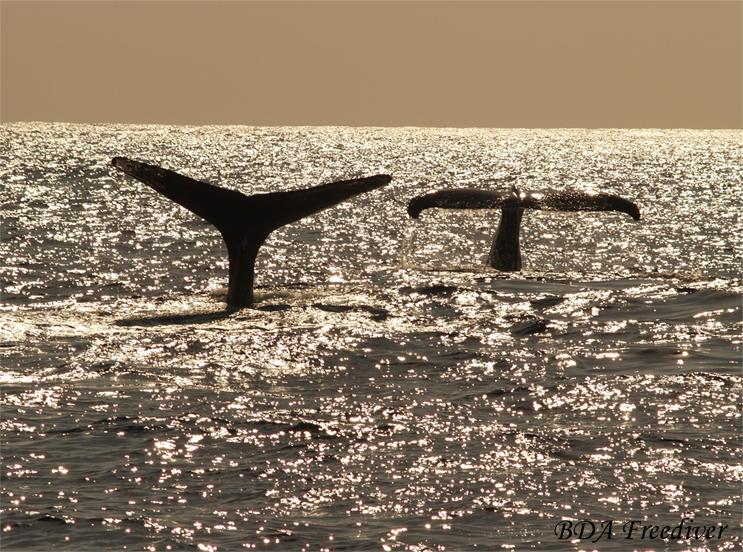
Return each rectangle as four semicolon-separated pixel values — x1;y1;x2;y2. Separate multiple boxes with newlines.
112;157;391;307
407;187;641;271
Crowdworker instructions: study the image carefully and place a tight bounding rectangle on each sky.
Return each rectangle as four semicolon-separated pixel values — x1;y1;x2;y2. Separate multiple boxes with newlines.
1;1;741;128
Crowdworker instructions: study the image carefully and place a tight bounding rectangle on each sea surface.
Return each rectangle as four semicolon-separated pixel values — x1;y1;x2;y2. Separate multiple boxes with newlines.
1;123;741;551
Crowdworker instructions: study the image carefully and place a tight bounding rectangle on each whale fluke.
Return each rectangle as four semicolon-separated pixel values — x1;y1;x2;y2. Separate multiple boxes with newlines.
407;187;640;271
112;157;391;308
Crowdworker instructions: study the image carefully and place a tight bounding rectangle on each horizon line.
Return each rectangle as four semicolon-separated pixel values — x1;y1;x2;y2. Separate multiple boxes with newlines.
3;120;741;131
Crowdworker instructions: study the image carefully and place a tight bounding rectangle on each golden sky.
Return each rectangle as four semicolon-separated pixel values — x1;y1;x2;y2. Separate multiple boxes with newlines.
2;1;741;128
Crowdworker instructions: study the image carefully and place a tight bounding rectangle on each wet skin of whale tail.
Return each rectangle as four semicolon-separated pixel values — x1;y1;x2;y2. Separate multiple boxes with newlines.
112;157;391;308
407;186;640;271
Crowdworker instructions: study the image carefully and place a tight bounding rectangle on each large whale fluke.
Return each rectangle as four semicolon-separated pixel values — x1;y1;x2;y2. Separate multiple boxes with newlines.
408;187;640;271
112;157;391;308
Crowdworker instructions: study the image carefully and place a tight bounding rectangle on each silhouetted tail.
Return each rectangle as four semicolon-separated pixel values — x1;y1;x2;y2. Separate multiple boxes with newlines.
408;188;640;220
112;157;391;307
113;157;392;237
407;186;641;272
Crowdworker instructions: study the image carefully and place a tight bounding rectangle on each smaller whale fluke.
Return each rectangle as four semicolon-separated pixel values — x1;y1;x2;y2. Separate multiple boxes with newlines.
407;186;640;271
112;157;391;308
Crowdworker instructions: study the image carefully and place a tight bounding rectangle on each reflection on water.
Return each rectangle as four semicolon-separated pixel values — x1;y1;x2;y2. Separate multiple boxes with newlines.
1;124;741;550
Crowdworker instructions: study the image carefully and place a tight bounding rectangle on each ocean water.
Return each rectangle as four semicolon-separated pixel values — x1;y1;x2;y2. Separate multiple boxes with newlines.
1;123;741;551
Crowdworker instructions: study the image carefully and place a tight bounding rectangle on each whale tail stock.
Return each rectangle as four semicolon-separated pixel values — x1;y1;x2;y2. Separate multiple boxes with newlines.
112;157;391;308
407;187;641;271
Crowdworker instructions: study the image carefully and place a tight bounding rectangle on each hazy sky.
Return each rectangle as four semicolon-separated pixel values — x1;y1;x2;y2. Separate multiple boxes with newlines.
2;1;741;128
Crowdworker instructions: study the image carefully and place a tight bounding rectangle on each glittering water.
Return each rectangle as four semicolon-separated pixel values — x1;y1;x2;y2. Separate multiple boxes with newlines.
1;123;741;551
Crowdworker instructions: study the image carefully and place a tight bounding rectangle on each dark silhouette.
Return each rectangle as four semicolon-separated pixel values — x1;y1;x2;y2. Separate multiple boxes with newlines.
112;157;391;308
408;186;640;271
